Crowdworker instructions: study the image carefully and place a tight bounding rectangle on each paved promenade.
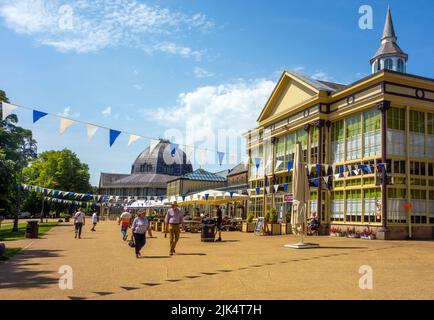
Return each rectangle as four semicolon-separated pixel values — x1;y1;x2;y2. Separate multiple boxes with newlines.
1;221;434;300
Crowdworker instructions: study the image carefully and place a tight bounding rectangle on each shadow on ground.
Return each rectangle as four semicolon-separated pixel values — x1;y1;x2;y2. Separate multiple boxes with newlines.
0;249;63;290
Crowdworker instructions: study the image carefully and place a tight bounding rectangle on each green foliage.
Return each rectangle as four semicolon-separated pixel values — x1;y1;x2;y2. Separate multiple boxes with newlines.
59;212;71;219
0;222;58;241
264;211;271;222
1;90;37;215
285;212;291;223
246;213;254;223
23;149;92;193
270;208;278;223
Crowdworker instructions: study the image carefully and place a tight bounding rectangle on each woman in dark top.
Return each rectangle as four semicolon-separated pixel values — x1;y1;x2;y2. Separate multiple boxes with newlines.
215;207;223;242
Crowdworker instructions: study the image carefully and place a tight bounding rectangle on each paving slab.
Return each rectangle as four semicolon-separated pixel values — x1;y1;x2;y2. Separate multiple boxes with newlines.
1;221;433;300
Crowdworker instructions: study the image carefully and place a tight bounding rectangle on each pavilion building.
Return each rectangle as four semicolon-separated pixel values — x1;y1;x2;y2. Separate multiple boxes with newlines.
99;140;193;199
243;8;434;240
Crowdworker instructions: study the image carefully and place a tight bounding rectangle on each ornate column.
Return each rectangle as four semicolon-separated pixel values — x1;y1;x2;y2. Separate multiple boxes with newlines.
315;120;325;227
377;100;391;240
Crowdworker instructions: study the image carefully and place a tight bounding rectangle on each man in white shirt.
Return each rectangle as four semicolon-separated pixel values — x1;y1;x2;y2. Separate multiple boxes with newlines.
91;212;98;232
73;208;86;239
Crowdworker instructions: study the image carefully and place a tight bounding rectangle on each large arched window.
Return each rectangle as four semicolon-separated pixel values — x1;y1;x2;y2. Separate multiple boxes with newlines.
385;58;393;70
377;60;381;71
397;59;404;73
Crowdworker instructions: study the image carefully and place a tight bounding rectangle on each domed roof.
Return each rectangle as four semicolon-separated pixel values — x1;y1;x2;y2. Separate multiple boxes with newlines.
131;140;193;177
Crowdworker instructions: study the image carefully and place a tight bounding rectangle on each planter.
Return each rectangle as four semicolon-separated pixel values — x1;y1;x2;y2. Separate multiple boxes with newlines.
268;223;282;236
281;223;292;234
242;222;256;233
156;221;163;232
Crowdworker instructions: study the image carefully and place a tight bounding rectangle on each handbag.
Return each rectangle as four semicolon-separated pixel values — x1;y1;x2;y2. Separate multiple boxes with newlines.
128;236;135;248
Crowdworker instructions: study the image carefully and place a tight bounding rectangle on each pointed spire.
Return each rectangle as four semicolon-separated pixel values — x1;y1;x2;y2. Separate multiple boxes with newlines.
381;6;397;43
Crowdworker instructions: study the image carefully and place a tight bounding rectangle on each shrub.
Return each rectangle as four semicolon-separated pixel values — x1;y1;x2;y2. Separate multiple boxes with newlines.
285;212;291;223
264;211;271;222
270;209;278;223
59;212;71;218
246;213;254;223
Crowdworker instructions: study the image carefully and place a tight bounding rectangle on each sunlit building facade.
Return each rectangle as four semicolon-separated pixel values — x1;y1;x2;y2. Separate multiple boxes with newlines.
244;9;434;239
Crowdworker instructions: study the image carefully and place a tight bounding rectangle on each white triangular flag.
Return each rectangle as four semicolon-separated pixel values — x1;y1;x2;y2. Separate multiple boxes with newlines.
149;139;159;153
86;124;98;142
347;165;352;172
59;117;75;135
353;170;360;176
275;160;283;171
128;134;141;146
265;187;270;194
200;149;208;164
185;145;194;161
1;102;17;120
332;164;337;174
343;172;349;178
307;164;313;173
273;184;279;193
323;176;330;184
324;164;330;174
334;174;340;179
247;189;252;197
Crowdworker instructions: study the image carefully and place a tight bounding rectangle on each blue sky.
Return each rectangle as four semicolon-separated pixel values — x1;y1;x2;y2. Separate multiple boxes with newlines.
0;0;433;186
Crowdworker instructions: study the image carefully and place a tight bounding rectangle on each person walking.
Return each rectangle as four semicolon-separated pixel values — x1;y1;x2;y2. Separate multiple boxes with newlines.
118;209;132;241
73;208;86;239
131;210;149;258
91;211;98;231
164;201;184;255
215;206;223;242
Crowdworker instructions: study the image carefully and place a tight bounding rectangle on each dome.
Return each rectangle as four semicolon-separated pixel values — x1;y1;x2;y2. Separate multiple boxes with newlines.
131;140;193;176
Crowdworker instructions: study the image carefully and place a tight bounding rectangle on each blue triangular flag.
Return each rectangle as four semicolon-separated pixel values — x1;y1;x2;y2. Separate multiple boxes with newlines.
109;129;121;147
160;196;164;202
33;110;48;123
283;183;289;192
256;187;261;195
182;195;186;201
316;164;321;174
255;158;261;169
217;152;225;166
230;191;234;199
313;178;319;186
171;143;179;157
205;193;209;201
287;161;293;172
340;165;344;173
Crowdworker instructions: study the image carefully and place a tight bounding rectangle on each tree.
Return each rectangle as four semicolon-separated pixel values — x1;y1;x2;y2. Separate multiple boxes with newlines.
0;90;37;229
22;149;93;218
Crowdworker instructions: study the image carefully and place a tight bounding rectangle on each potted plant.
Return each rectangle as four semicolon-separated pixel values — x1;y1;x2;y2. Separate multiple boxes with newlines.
60;212;71;222
347;227;357;238
361;228;376;240
242;213;256;233
329;227;338;237
268;209;282;236
281;212;292;234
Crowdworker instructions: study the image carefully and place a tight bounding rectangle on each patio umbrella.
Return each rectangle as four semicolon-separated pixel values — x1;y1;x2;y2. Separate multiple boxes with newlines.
291;143;310;236
285;143;319;249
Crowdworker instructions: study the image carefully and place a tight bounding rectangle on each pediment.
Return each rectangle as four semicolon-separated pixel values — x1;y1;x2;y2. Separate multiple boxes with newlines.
257;71;320;123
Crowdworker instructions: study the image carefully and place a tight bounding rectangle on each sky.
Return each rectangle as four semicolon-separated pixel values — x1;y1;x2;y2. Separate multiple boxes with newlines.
0;0;433;186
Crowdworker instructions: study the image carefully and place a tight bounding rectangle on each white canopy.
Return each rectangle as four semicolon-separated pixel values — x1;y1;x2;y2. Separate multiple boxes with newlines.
127;200;171;209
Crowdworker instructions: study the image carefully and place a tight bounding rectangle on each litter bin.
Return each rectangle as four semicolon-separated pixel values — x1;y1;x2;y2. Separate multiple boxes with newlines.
201;218;215;242
25;221;39;239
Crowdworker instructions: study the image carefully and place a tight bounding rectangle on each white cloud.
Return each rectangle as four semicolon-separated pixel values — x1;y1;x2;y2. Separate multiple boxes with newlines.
146;78;275;134
101;106;112;118
311;71;334;82
194;67;214;78
133;84;143;91
58;106;80;118
0;0;213;56
143;42;204;60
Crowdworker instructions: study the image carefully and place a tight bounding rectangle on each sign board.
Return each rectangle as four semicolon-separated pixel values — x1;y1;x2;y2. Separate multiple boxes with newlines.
255;217;264;234
283;194;294;203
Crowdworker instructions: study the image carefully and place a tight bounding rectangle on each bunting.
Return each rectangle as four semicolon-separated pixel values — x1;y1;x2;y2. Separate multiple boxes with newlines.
217;152;225;166
109;129;121;147
128;134;141;146
33;110;48;123
1;102;17;120
59;117;75;135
